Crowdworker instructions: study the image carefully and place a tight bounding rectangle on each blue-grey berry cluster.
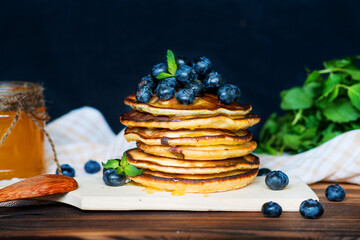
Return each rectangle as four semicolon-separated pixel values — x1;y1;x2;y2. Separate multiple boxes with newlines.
135;54;241;105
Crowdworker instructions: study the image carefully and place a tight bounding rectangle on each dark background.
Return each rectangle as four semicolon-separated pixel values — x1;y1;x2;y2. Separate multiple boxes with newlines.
0;0;359;138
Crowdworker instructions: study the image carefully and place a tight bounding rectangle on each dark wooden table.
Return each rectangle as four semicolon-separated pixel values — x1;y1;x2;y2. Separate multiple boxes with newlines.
0;183;359;239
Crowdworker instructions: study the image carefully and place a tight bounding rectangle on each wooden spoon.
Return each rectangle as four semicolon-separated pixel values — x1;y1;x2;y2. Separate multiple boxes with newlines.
0;174;78;203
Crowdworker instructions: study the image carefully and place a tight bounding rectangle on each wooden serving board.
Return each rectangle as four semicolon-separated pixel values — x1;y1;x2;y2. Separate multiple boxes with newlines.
39;175;318;211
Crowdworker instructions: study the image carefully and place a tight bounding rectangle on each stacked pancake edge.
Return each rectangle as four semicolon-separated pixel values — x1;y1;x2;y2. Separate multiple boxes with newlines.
120;93;261;193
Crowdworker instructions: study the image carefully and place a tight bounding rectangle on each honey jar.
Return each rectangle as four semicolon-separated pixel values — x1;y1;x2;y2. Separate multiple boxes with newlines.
0;81;47;180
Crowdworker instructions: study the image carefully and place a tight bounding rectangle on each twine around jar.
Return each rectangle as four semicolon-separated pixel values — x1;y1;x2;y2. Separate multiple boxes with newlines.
0;82;62;175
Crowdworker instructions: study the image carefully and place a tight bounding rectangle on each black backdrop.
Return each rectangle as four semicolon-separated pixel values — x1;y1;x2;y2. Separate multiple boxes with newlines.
1;0;359;138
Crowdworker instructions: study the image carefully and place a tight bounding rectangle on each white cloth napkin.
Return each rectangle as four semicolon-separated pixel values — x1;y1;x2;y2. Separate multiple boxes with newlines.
2;106;360;185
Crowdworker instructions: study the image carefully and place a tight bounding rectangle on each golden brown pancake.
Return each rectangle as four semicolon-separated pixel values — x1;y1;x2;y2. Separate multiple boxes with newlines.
120;110;260;131
124;127;252;146
124;93;252;116
137;141;257;160
130;168;259;193
126;148;260;174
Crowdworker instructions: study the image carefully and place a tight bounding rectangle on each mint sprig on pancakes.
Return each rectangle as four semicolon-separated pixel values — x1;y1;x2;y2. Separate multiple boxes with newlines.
102;153;143;177
156;50;177;79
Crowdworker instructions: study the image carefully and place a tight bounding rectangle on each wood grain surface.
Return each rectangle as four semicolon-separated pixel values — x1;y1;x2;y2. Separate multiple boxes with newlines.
0;182;359;239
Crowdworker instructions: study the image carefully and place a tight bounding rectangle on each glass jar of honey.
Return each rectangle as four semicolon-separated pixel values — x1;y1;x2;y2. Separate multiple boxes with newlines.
0;81;47;180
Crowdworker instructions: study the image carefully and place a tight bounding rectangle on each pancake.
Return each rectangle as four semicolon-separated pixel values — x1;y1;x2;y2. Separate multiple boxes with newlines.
126;148;260;174
120;110;260;131
137;141;257;160
124;127;252;146
129;168;259;193
124;93;252;116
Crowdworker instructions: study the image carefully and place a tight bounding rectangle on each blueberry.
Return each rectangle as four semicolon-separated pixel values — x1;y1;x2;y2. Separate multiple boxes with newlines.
203;72;224;91
185;80;205;97
56;164;75;177
155;83;176;100
325;184;346;202
136;87;153;103
193;56;213;76
84;160;101;174
103;169;126;187
217;84;241;104
257;168;271;177
151;63;168;79
265;170;289;190
176;88;195;105
261;201;283;218
137;76;155;91
175;65;196;85
175;56;192;67
159;77;178;89
299;199;324;219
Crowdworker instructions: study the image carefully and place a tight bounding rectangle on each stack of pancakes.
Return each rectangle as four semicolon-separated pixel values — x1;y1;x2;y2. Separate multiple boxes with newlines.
120;93;261;193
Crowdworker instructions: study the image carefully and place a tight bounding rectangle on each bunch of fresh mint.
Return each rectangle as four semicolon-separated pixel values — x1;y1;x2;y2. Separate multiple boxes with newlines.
257;56;360;155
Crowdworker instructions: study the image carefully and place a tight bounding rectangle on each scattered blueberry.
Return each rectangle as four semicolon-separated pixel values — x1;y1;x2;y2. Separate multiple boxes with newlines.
137;76;155;91
265;170;289;190
175;65;196;84
193;56;213;76
175;56;192;67
151;63;168;79
135;87;153;103
103;169;126;187
185;80;205;97
217;84;241;104
299;199;324;219
261;201;283;218
325;184;346;202
84;160;101;174
176;88;195;105
155;83;176;100
56;164;75;177
159;77;178;89
203;72;224;91
257;168;271;177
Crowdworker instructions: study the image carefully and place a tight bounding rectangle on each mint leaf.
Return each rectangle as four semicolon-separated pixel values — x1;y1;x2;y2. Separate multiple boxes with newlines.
322;98;360;123
344;69;360;80
283;134;301;150
280;87;313;110
156;72;173;80
323;58;352;69
124;164;143;177
322;73;342;98
348;83;360;110
305;70;320;84
102;159;119;169
116;167;124;175
167;50;177;75
120;153;127;168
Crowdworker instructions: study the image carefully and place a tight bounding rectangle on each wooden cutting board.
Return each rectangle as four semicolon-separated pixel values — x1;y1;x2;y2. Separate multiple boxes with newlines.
38;175;318;211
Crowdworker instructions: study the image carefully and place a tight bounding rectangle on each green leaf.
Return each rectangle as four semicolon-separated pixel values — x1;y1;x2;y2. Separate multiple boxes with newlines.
282;134;301;150
102;159;119;169
305;70;320;84
156;72;173;80
280;87;313;110
344;69;360;80
322;73;342;97
167;49;177;75
320;131;343;144
124;164;143;177
328;85;339;102
347;83;360;110
322;98;360;123
116;167;124;175
120;153;127;167
323;58;352;69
